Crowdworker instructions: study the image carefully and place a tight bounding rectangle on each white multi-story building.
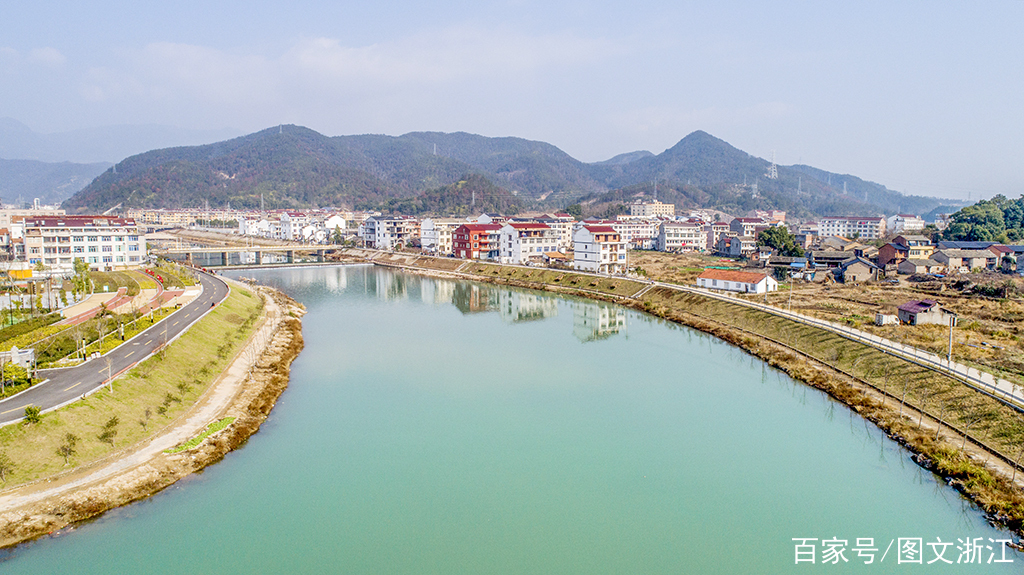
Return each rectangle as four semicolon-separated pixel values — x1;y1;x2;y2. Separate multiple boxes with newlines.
361;216;418;250
421;217;465;255
499;222;559;264
657;221;707;251
818;216;887;239
23;216;146;271
612;217;660;247
573;225;627;274
536;214;576;250
886;214;926;236
629;201;675;217
280;212;311;241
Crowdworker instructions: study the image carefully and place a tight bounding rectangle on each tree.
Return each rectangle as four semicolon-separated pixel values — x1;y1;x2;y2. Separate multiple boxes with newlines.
0;451;13;483
138;407;152;431
756;226;804;257
23;405;41;423
564;204;583;219
943;200;1006;242
98;416;119;447
331;225;344;244
56;433;79;465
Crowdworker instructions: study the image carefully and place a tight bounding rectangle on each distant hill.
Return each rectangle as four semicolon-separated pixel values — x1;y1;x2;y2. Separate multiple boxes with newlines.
62;124;957;219
593;150;655;166
0;158;111;206
578;131;958;221
0;117;239;164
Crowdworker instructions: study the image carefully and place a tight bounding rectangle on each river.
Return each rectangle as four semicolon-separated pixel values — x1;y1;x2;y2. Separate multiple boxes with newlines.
1;265;1018;573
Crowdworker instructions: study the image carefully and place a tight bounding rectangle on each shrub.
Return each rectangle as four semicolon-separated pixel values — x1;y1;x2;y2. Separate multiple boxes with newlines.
23;405;41;423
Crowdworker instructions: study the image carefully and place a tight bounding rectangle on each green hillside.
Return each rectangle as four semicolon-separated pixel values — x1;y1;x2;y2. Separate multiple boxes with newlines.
62;125;957;219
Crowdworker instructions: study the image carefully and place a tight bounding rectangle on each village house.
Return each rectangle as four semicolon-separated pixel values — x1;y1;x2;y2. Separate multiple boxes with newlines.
453;223;502;260
657;221;706;252
897;299;957;326
897;259;945;275
837;257;880;283
499;222;559;265
696;269;778;294
931;249;998;273
572;225;627;274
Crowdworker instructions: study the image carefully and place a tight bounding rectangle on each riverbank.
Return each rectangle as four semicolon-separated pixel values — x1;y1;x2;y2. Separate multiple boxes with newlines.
0;284;305;548
360;252;1024;538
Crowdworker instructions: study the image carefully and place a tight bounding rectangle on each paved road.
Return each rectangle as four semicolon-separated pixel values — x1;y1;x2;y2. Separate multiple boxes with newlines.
0;272;229;425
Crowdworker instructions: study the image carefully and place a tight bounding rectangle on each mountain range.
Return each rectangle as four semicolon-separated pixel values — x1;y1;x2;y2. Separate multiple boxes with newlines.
61;124;963;220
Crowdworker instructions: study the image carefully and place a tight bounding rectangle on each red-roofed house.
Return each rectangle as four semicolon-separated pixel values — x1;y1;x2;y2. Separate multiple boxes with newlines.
573;225;627;273
453;223;502;260
697;269;778;293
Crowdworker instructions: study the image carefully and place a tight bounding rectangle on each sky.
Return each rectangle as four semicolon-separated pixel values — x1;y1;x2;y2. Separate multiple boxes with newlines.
1;1;1022;200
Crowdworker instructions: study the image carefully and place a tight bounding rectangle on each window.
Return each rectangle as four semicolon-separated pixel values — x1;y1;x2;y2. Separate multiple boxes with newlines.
101;236;111;242
88;236;98;242
102;256;112;263
73;236;84;242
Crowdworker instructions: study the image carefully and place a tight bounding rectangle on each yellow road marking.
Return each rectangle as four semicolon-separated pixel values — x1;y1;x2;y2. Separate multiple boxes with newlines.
1;404;29;415
64;381;83;392
125;351;135;358
172;321;179;326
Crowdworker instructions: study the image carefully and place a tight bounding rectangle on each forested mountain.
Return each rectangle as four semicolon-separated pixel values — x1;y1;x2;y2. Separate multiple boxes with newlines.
577;131;958;221
0;158;111;206
62;124;957;219
376;174;525;216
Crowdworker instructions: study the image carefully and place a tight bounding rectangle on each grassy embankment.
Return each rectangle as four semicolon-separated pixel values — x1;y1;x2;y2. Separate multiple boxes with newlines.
0;285;263;488
383;252;1024;532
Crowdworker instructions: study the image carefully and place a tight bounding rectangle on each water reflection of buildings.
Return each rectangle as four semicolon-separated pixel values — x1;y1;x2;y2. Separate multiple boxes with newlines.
451;282;499;314
374;268;411;301
572;300;626;342
498;290;558;323
420;279;456;306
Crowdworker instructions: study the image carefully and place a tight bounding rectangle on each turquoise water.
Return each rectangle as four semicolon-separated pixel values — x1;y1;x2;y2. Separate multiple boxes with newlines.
1;265;1019;573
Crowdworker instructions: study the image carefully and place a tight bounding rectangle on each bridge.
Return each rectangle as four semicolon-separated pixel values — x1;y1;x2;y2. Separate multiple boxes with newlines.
152;244;349;266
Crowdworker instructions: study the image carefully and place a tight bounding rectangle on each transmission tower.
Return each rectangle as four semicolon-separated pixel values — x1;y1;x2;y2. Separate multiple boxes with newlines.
766;151;778;180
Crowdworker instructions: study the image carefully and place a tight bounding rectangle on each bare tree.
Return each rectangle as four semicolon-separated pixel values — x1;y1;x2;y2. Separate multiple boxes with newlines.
98;416;119;447
56;433;79;465
138;408;152;431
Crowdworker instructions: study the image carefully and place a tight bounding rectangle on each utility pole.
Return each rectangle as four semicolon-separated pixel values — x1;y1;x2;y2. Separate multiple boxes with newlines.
947;314;956;364
106;356;113;393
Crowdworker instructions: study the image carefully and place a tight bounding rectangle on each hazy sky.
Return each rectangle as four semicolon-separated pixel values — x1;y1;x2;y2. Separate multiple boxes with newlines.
2;1;1021;200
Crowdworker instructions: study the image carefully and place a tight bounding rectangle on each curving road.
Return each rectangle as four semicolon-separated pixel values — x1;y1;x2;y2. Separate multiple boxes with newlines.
0;271;229;426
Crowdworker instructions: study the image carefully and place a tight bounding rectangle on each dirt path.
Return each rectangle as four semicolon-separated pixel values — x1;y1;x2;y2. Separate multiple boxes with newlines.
0;282;305;547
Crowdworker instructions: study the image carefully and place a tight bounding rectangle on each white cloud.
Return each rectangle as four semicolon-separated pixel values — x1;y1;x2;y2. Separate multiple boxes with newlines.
29;47;66;67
